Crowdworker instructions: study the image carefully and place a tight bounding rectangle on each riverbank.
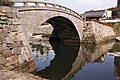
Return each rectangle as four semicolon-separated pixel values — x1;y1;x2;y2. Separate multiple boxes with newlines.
0;69;43;80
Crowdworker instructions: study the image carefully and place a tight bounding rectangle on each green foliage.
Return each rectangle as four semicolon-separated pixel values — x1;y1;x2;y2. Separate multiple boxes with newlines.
113;22;120;36
110;43;120;52
31;44;45;55
0;0;14;7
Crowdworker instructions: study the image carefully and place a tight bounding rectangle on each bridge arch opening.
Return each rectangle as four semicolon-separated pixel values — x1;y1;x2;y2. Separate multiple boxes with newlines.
44;16;80;42
29;16;80;43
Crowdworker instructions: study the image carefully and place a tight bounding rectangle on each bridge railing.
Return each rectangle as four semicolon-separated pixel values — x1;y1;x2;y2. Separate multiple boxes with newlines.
12;1;85;20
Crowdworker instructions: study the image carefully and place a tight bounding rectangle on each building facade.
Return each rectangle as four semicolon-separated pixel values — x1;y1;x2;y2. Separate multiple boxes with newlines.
84;10;112;21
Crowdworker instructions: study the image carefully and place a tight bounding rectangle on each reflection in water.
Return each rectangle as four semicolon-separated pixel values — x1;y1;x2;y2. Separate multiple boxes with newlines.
114;57;120;80
34;42;80;80
30;41;55;71
29;41;120;80
109;43;120;80
72;42;115;80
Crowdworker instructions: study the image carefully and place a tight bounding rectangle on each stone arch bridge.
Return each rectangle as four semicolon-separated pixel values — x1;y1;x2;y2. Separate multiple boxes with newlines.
0;1;116;79
12;1;85;43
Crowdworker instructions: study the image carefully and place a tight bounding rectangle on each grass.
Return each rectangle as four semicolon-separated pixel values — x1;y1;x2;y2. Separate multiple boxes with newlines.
113;22;120;36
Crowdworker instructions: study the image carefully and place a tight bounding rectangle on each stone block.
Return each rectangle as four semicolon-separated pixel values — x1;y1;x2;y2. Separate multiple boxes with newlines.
18;54;28;64
6;12;14;18
0;57;7;65
0;12;6;16
0;45;4;53
1;6;11;13
12;35;19;42
10;25;18;32
12;48;22;55
3;32;9;37
9;32;17;37
9;32;19;42
0;16;8;20
2;49;12;58
0;38;5;44
18;33;26;41
17;41;24;47
0;29;3;33
0;24;3;29
5;37;14;43
22;40;29;46
2;43;9;50
0;20;8;24
21;46;32;59
3;26;11;33
5;55;19;66
26;31;32;40
18;25;24;32
25;52;32;59
11;43;18;48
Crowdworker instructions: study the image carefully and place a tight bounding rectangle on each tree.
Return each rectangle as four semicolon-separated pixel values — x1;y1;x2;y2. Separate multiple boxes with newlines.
113;22;120;36
0;0;14;6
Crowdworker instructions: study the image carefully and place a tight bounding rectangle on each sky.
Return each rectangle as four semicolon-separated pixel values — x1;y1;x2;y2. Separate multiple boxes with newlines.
42;0;117;13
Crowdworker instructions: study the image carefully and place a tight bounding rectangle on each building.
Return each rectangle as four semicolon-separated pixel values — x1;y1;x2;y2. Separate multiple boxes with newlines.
84;10;112;21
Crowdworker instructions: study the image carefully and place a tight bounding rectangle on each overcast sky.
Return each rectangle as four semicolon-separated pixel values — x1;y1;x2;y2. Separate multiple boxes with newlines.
43;0;117;13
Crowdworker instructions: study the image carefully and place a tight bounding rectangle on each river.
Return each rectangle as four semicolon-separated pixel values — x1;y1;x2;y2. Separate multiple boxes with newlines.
29;40;120;80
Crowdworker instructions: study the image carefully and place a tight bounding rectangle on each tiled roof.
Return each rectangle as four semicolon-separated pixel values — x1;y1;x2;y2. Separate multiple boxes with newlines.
84;10;105;18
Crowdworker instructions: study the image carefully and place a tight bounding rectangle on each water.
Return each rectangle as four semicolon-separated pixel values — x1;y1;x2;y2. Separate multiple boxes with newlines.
29;41;120;80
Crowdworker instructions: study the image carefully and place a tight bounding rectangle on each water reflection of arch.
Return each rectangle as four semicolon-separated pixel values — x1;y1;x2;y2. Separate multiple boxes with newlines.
34;41;115;80
64;41;115;79
81;42;115;63
35;42;80;80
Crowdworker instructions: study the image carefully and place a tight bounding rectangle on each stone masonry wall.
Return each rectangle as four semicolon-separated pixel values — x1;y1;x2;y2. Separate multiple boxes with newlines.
82;21;116;43
0;6;33;69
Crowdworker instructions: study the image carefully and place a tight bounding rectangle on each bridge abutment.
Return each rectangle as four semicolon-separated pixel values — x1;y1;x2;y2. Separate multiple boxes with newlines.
0;6;33;69
82;21;116;43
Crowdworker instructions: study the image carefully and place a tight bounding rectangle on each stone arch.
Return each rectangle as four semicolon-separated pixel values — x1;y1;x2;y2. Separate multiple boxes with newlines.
44;16;80;42
18;9;84;43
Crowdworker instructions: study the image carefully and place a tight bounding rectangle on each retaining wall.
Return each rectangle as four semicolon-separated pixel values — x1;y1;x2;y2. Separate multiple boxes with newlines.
82;21;116;43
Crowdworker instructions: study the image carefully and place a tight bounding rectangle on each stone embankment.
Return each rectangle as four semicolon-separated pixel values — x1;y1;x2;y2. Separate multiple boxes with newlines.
0;69;43;80
82;21;116;43
0;6;33;67
0;6;42;80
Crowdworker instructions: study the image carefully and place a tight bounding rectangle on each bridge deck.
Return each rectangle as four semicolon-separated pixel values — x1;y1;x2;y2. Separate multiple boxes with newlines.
10;1;85;21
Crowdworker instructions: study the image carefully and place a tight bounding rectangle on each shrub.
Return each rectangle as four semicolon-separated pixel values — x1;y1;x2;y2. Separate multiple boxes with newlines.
113;22;120;36
0;0;14;7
